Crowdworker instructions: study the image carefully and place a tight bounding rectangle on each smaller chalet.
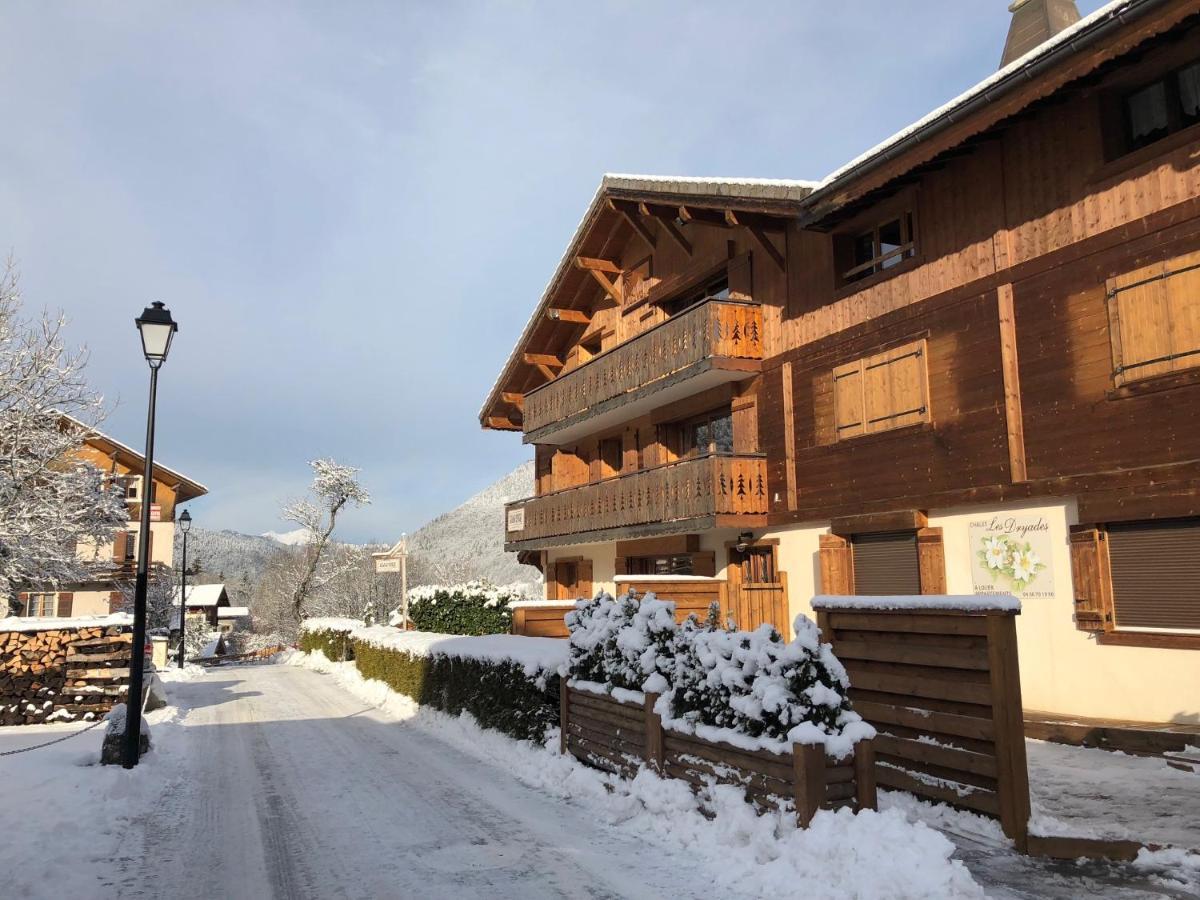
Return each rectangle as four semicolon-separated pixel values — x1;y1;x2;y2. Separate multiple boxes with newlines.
172;584;247;632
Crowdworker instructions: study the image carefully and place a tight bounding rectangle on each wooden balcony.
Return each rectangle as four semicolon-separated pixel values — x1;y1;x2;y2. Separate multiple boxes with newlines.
523;299;762;444
504;454;768;550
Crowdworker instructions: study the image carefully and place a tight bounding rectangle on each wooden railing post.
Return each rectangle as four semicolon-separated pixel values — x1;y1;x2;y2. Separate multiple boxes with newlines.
987;613;1031;852
853;739;877;811
559;679;570;755
792;742;826;828
644;692;664;773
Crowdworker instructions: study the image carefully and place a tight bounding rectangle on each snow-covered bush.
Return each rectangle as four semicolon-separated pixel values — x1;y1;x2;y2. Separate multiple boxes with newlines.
405;581;524;635
566;592;873;756
298;618;360;661
565;591;676;693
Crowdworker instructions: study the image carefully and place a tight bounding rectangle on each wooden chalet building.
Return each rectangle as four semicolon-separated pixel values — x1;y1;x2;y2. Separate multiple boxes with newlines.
480;0;1200;725
15;420;207;619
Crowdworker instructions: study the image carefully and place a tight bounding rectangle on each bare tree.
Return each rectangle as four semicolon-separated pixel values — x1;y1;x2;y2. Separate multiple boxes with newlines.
0;261;127;602
281;459;369;621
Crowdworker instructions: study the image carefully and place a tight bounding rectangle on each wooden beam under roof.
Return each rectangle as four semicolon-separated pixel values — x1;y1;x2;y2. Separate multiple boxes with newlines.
678;205;733;228
573;256;622;274
523;352;563;369
607;199;657;251
485;416;522;431
584;268;623;306
546;308;592;325
636;202;692;257
500;392;525;410
748;224;786;272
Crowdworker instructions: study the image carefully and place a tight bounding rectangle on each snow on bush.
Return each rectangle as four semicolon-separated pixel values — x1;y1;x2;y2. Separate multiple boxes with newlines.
567;592;873;757
404;581;527;635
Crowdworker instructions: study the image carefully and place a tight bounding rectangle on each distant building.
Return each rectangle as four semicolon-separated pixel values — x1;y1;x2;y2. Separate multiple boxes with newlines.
16;421;207;618
171;583;249;633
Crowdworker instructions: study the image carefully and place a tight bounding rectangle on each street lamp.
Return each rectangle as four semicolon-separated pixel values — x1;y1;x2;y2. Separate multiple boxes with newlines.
122;301;179;769
177;509;192;668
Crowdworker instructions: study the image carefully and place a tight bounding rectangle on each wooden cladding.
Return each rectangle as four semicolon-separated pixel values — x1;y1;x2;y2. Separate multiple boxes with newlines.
830;340;929;441
505;454;768;546
1106;249;1200;386
523;299;763;435
815;605;1030;847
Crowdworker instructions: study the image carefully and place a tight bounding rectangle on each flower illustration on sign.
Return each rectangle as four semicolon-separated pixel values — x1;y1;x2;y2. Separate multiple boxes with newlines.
976;534;1045;591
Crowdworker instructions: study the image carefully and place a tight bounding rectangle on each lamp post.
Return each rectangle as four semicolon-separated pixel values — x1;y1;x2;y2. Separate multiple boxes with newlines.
122;301;178;769
177;509;192;668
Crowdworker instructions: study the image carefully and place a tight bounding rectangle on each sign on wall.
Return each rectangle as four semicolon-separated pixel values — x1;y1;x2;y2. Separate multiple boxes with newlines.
969;514;1055;599
506;507;525;533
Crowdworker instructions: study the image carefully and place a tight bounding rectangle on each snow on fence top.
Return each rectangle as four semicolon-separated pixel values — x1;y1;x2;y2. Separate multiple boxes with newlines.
0;612;133;634
616;575;717;583
407;581;531;608
350;626;568;679
299;617;364;635
810;595;1021;612
507;599;577;609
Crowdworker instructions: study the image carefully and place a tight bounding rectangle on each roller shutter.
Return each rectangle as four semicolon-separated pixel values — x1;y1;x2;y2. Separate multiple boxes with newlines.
852;531;921;595
1108;518;1200;631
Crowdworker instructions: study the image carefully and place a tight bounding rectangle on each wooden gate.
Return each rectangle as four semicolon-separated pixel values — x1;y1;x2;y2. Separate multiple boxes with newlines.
812;599;1030;850
727;544;791;638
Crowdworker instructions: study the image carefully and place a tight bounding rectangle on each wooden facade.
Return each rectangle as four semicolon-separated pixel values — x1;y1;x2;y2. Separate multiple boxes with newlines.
483;2;1200;660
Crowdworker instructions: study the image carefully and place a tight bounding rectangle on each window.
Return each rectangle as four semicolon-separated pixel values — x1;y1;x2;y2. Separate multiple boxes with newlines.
625;554;695;576
667;408;734;458
1120;58;1200;154
832;339;929;440
597;438;623;480
732;545;777;583
851;532;921;595
1107;518;1200;633
23;593;57;617
839;212;916;285
1106;250;1200;386
660;275;729;318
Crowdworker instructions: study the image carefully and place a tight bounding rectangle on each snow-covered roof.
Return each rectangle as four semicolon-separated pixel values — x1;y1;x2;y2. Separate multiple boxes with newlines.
217;606;250;619
172;584;228;607
807;0;1140;203
479;173;817;421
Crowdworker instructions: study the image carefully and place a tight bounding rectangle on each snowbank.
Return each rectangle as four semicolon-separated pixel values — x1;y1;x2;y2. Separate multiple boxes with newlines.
290;651;984;899
811;595;1020;612
299;617;363;634
0;612;133;633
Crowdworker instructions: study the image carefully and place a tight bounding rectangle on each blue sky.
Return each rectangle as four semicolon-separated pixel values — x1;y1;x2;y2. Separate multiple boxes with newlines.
0;1;1109;542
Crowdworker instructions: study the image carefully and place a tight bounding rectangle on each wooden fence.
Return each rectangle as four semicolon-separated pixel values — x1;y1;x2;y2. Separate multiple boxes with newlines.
510;602;575;639
616;577;789;637
561;682;876;827
813;602;1030;849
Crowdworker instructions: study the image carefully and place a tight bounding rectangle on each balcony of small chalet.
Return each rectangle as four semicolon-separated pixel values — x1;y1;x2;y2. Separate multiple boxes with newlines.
503;452;767;551
521;297;762;445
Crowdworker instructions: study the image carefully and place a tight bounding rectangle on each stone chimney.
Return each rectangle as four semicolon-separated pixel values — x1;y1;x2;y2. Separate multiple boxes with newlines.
1000;0;1082;69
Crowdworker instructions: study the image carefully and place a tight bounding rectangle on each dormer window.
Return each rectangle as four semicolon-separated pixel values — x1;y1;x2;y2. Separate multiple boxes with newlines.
840;211;916;285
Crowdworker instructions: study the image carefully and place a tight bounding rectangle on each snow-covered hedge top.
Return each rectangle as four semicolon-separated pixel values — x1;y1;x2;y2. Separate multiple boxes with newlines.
567;593;874;758
0;612;133;634
350;626;568;679
299;617;363;635
407;581;530;608
810;594;1020;612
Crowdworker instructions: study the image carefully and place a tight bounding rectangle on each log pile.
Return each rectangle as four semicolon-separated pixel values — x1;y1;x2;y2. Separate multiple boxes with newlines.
0;624;133;726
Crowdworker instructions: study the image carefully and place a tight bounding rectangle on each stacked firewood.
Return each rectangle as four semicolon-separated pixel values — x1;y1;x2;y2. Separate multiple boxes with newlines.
0;625;133;726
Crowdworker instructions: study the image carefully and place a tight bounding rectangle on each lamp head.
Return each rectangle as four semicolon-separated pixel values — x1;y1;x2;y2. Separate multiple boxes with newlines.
135;301;178;367
179;509;192;534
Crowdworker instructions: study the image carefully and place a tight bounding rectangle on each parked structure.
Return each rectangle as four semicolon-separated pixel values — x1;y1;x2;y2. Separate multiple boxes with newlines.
15;421;207;618
481;0;1200;724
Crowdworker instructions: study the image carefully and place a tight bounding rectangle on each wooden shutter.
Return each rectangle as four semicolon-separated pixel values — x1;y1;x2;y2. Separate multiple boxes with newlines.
545;562;560;600
113;531;128;563
56;592;74;617
916;527;946;594
819;534;854;594
1107;518;1200;631
108;591;124;613
1068;527;1112;632
146;529;155;565
863;341;928;434
833;362;865;439
1107;250;1200;385
852;531;921;595
17;591;29;615
577;560;593;600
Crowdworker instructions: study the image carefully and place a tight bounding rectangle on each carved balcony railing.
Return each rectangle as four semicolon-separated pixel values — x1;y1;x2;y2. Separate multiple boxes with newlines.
504;453;767;547
523;299;762;438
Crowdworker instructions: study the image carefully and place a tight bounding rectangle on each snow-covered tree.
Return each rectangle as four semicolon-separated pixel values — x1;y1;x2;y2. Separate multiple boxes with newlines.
0;262;126;603
280;458;370;621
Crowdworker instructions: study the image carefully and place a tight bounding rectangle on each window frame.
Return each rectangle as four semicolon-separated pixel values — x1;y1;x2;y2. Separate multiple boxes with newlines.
840;211;917;285
1116;56;1200;155
23;593;57;617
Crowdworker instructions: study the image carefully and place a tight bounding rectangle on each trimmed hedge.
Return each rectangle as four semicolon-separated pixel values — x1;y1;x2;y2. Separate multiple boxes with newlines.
299;628;355;661
353;641;559;743
407;582;522;636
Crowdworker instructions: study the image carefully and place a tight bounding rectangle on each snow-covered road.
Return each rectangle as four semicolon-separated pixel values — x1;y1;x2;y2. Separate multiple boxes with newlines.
108;663;737;900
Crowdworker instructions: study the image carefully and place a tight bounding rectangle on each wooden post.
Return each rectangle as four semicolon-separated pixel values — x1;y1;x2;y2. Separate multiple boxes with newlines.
644;692;664;773
792;742;826;828
512;606;526;636
853;739;877;811
559;679;570;755
986;613;1031;852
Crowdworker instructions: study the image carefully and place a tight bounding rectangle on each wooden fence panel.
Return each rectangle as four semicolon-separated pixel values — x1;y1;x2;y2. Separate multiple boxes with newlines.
814;604;1029;849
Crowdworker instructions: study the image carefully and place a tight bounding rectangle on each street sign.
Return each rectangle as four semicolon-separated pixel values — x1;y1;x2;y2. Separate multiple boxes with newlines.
374;558;401;574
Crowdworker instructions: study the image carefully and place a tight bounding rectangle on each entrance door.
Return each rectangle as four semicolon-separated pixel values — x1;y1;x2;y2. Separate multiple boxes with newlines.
726;544;789;637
